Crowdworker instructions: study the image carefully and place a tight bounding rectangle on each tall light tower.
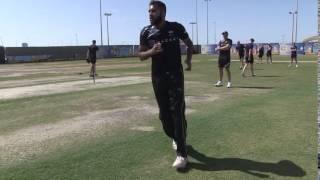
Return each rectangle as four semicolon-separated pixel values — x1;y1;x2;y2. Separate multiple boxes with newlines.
289;11;297;44
99;0;104;46
204;0;212;45
195;0;199;46
318;0;320;35
295;0;299;43
213;21;217;44
190;22;197;42
104;13;112;46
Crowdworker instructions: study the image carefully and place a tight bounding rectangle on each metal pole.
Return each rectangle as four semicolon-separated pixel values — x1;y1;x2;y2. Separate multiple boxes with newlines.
99;0;103;46
213;21;216;44
107;15;110;46
206;0;209;45
190;22;196;42
196;0;199;46
295;0;299;43
104;13;112;47
289;12;295;44
292;13;295;44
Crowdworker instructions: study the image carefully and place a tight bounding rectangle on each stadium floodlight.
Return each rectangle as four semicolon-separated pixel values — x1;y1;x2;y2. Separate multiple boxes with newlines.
190;22;197;42
213;21;217;44
104;13;112;46
295;0;299;43
289;11;297;44
195;0;199;46
99;0;104;46
204;0;212;45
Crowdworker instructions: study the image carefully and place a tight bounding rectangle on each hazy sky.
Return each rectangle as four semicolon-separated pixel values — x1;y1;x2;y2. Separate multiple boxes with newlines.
0;0;317;47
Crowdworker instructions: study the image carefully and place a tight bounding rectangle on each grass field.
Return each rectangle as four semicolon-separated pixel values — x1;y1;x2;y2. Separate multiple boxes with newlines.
0;54;317;179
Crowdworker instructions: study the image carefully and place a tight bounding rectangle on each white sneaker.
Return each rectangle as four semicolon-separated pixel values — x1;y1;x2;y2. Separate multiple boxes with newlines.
172;156;188;169
172;140;177;150
296;64;299;68
215;81;223;87
227;82;232;88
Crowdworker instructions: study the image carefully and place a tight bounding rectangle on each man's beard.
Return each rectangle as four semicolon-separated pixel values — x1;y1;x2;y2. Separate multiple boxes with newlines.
151;16;163;26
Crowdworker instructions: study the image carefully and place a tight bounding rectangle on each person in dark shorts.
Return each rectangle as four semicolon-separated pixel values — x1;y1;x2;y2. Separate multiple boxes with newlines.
138;0;193;169
266;44;273;64
289;43;298;68
236;41;245;70
258;45;265;64
87;40;99;77
242;38;256;77
215;31;232;88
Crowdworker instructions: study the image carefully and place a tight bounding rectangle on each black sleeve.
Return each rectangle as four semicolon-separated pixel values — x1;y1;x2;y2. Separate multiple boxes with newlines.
175;23;189;40
140;27;148;47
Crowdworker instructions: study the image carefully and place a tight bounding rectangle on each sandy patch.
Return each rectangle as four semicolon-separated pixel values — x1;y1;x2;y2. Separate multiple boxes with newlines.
0;76;150;100
130;126;156;132
0;104;157;164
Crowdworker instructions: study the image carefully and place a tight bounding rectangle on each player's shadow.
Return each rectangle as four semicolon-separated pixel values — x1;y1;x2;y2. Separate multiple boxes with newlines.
178;146;306;178
232;86;274;90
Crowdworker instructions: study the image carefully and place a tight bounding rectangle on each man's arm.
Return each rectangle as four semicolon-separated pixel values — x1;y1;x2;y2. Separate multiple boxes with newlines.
182;38;193;70
138;43;162;61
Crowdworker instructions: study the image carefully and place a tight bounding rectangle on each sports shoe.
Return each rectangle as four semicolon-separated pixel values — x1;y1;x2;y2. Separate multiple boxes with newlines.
172;140;177;150
215;81;223;87
227;82;232;88
172;156;188;169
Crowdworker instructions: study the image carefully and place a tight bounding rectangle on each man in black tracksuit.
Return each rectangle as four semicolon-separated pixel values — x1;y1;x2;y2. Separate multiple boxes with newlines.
138;0;193;169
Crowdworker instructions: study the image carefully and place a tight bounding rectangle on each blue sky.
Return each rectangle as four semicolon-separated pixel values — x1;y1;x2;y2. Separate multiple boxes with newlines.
0;0;317;47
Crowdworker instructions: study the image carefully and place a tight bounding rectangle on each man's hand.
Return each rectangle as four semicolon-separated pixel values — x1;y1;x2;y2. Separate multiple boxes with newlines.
151;42;163;55
138;42;162;61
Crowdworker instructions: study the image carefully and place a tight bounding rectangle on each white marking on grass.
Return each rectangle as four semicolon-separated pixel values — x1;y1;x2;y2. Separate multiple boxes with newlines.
0;76;150;100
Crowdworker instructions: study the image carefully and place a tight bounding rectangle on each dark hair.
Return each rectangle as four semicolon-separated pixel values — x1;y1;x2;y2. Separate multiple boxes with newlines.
92;40;96;44
149;0;166;14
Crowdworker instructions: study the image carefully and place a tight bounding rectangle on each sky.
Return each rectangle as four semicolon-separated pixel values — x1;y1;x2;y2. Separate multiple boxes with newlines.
0;0;317;47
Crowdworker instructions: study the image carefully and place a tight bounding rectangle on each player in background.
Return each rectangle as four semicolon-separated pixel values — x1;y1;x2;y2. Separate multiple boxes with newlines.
214;31;233;88
236;41;245;70
242;38;256;77
289;43;298;68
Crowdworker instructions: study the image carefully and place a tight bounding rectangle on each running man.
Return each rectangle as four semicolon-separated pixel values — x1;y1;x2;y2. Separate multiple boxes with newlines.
258;45;265;64
87;40;99;77
215;31;233;88
236;41;245;69
242;38;256;77
266;44;273;64
138;0;193;169
289;43;298;68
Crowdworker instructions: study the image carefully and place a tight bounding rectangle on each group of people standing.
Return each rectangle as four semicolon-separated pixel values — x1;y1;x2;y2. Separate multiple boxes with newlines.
214;35;300;88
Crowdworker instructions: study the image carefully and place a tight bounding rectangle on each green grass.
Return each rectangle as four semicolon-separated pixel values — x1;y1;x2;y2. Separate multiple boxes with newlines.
0;54;317;179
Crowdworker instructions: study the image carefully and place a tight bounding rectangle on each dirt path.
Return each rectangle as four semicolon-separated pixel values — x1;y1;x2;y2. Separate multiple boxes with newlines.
0;76;150;100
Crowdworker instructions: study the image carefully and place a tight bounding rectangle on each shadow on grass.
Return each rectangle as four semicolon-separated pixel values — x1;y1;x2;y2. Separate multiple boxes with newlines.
178;146;306;178
232;86;274;90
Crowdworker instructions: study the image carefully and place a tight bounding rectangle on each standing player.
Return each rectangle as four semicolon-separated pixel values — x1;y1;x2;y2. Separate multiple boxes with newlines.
236;41;245;70
258;45;265;64
289;43;298;68
242;38;256;77
87;40;99;77
266;44;273;64
138;0;193;169
214;31;233;88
